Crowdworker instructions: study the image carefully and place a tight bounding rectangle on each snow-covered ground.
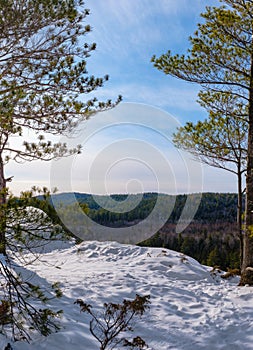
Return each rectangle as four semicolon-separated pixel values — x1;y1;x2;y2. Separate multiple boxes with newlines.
1;240;253;350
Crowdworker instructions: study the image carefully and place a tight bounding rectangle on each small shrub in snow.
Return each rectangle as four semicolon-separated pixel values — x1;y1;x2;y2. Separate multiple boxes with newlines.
239;267;253;286
75;294;150;350
0;300;11;325
221;268;241;279
180;255;188;263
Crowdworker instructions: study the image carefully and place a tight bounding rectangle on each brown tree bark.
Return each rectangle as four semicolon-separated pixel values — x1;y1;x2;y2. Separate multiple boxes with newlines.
240;55;253;285
0;156;6;255
237;162;243;270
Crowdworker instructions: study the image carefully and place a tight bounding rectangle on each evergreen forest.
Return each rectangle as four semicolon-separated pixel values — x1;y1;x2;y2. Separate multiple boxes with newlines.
48;192;241;271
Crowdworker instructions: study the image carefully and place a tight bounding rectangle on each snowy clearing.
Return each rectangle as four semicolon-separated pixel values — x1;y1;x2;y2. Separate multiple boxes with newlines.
1;240;253;350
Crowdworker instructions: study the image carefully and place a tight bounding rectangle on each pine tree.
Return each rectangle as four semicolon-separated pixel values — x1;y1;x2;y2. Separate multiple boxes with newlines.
173;112;247;267
152;0;253;285
0;0;120;339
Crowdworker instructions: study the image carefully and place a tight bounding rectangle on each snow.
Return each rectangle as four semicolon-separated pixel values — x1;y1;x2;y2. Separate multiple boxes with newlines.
1;240;253;349
0;254;6;266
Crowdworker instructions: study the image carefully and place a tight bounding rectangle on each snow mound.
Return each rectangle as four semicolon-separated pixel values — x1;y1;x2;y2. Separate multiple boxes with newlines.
72;240;212;282
1;241;253;350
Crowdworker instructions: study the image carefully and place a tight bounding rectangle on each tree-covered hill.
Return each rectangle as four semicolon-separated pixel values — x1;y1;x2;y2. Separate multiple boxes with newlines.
42;192;241;270
48;192;240;225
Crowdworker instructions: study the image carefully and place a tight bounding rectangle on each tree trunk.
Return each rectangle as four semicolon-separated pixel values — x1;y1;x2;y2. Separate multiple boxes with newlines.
0;157;6;255
240;56;253;285
237;166;243;270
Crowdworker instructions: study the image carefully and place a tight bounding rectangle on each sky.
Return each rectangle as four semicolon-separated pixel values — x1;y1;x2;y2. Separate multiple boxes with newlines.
8;0;239;196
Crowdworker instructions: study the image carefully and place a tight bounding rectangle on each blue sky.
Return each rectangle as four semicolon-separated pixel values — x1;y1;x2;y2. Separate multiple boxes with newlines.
9;0;238;195
84;0;219;120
